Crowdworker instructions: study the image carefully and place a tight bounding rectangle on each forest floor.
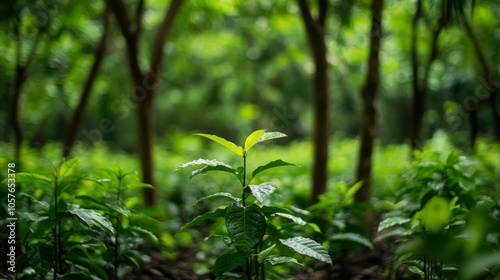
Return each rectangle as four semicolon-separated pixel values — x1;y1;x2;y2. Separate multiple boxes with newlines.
127;234;417;280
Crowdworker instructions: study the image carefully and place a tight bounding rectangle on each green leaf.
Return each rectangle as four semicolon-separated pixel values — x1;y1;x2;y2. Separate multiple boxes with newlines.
192;192;241;206
258;244;275;263
461;252;500;280
178;207;227;233
265;255;303;266
190;165;238;179
244;129;266;152
176;158;233;171
279;236;332;264
272;212;307;225
251;160;295;179
261;205;293;217
27;244;54;277
408;266;425;278
195;133;244;156
249;182;277;203
377;217;411;232
214;252;246;277
225;204;266;255
330;233;373;249
6;173;51;188
256;131;287;144
204;234;232;246
68;207;115;234
346;181;363;200
128;226;159;243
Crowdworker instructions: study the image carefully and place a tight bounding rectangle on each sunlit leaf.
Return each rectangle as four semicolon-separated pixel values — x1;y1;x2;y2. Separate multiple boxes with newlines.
194;133;244;156
265;255;303;266
176;158;233;171
280;236;332;264
68;206;115;234
190;165;237;179
377;216;411;232
244;129;266;152
256;131;287;144
249;182;277;203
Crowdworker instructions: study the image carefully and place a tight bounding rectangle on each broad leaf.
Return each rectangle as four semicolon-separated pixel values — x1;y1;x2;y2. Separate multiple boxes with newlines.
6;173;51;188
68;207;115;234
178;207;227;233
214;252;246;277
204;234;232;246
195;133;244;156
251;160;295;179
279;236;332;264
225;204;266;255
249;182;277;203
176;158;232;171
258;244;275;263
192;192;241;206
190;165;237;179
129;226;159;243
330;233;373;249
377;217;411;232
261;205;293;217
244;129;266;152
265;255;303;266
272;212;306;225
27;244;54;277
256;131;287;144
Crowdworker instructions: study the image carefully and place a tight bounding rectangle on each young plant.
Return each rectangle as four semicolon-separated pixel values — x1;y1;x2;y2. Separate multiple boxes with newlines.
76;167;159;279
13;158;115;279
176;129;332;279
376;150;500;280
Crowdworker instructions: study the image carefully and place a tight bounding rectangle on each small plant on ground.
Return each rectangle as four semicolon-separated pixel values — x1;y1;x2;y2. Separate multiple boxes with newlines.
376;150;500;280
176;129;332;279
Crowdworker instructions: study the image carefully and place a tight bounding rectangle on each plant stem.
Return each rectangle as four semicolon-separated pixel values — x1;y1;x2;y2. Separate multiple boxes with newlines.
53;179;61;279
242;153;247;206
114;174;123;279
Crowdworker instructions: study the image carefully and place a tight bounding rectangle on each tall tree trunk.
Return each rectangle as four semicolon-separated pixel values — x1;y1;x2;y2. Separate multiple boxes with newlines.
410;4;445;150
355;0;383;236
296;0;330;205
63;8;110;158
11;17;43;164
108;0;184;206
463;18;500;138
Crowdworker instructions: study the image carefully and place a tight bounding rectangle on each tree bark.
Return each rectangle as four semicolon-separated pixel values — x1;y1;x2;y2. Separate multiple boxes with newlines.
108;0;184;206
11;16;43;164
63;8;110;158
296;0;330;205
355;0;383;235
463;18;500;138
410;7;445;150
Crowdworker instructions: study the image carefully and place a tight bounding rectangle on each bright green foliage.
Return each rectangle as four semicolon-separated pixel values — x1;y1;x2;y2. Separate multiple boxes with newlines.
4;160;158;279
376;147;500;280
177;129;331;279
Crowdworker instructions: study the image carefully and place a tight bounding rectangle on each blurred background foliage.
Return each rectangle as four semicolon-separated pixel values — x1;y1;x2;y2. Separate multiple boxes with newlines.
0;0;498;151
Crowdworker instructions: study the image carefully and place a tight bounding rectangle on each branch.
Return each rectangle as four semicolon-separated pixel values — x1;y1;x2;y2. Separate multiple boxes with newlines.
107;0;143;81
148;0;184;81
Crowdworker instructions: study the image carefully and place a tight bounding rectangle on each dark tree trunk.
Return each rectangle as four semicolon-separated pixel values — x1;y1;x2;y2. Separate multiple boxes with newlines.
463;18;500;139
108;0;184;206
63;8;110;158
11;17;42;164
296;0;330;205
355;0;383;235
410;1;445;151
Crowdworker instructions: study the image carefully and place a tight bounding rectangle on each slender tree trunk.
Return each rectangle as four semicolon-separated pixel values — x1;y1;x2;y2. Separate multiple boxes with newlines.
409;0;422;151
355;0;383;236
410;12;445;150
11;16;43;164
63;8;110;158
108;0;184;206
296;0;330;205
463;18;500;138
